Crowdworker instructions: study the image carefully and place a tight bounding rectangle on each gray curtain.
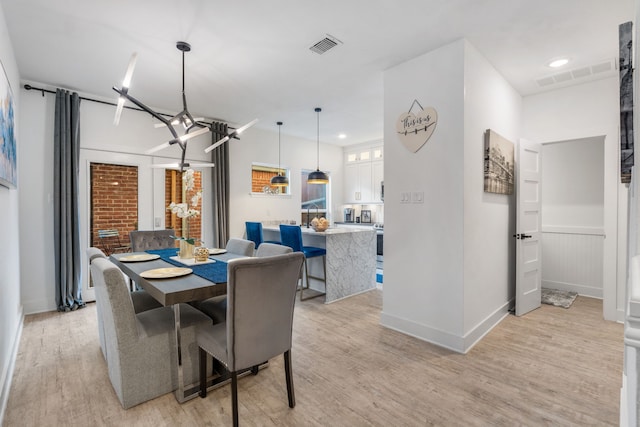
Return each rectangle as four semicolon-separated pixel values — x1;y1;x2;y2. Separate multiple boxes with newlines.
210;122;230;247
54;89;84;311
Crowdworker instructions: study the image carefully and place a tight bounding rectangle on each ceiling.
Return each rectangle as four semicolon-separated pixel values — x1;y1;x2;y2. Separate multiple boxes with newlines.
0;0;634;146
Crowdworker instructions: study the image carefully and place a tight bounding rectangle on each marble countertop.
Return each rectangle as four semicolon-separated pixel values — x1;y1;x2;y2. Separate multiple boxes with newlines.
263;225;374;235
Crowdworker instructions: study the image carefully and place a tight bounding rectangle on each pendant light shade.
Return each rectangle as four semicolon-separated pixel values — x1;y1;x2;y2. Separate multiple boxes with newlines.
270;121;289;187
308;107;329;184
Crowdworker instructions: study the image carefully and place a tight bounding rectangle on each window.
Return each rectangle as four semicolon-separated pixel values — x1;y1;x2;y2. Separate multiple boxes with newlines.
301;169;329;225
251;162;290;195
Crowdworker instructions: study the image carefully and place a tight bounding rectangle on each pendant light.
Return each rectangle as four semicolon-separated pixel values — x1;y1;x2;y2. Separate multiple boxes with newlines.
270;121;289;187
307;107;329;184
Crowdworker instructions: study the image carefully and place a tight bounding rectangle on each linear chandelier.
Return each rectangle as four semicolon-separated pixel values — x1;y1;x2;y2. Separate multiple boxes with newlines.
112;41;257;171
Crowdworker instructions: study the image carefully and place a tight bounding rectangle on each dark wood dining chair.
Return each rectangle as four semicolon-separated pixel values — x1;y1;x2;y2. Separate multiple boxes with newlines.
196;252;304;427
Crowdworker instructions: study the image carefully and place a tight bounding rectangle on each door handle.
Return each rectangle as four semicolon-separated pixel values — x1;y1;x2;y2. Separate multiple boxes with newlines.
513;233;533;240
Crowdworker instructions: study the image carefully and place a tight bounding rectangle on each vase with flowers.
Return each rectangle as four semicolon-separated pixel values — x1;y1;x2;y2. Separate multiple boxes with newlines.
167;168;202;259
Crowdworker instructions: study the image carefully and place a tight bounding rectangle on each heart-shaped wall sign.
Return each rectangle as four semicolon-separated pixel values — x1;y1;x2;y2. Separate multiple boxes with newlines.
395;107;438;153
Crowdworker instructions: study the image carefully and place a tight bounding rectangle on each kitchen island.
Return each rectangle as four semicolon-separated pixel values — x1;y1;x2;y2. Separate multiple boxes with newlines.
263;226;376;303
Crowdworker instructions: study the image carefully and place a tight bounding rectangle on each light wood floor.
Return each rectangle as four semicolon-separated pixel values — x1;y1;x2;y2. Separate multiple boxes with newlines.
3;291;623;426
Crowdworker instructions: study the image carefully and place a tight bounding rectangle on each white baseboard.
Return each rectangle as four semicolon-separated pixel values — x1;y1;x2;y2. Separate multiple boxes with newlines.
542;279;603;299
22;297;56;315
0;305;24;425
380;311;465;353
462;299;513;353
380;300;512;354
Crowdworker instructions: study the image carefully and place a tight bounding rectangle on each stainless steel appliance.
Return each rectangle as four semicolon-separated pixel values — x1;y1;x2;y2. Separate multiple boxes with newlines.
344;208;354;223
373;223;383;263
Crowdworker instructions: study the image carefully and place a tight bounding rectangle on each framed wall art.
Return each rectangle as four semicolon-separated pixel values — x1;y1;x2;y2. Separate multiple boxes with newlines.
483;129;514;195
0;61;16;188
620;21;634;184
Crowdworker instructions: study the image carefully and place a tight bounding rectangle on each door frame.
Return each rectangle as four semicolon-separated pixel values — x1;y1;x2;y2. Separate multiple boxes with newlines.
79;149;154;301
537;126;620;321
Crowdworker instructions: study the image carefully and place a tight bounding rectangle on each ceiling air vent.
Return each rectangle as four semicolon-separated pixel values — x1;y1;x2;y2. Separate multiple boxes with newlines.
535;58;616;89
309;34;342;55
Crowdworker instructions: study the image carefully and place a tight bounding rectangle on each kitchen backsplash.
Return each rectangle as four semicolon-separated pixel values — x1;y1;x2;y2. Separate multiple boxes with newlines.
342;204;384;224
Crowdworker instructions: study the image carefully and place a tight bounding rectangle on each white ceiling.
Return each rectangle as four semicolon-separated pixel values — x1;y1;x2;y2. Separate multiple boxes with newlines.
0;0;634;146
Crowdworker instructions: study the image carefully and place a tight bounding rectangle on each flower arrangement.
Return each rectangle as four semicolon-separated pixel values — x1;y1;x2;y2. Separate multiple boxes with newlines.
167;168;202;246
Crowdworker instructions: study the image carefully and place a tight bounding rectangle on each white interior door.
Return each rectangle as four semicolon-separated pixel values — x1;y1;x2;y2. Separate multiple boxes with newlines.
515;139;543;316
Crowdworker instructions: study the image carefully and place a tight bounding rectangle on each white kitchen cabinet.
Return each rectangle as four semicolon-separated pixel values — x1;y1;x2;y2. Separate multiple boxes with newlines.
372;160;384;202
344;145;383;204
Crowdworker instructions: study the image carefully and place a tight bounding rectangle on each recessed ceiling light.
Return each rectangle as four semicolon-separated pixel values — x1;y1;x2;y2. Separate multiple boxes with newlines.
548;58;569;68
338;133;347;139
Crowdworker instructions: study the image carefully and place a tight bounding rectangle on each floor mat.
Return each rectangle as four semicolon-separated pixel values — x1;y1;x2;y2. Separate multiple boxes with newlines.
541;288;578;309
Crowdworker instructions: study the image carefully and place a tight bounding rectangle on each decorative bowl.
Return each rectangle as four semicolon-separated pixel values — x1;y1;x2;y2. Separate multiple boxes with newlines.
312;219;329;232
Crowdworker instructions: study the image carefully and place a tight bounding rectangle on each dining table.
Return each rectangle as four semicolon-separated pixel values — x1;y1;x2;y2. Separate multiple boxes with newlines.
110;247;254;403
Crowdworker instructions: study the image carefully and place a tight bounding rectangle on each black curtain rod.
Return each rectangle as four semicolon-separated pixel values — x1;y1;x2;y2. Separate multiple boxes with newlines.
24;84;179;119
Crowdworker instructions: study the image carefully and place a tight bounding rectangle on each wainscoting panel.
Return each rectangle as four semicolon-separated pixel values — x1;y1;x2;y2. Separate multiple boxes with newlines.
541;228;604;298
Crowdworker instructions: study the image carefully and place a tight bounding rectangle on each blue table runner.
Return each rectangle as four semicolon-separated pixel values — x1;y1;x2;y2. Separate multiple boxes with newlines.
146;248;228;283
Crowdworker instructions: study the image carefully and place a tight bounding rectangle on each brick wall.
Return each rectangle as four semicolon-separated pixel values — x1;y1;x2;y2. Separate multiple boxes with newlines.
90;163;138;251
252;170;280;192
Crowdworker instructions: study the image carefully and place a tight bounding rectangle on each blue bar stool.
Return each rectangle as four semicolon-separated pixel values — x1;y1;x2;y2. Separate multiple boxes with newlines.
245;222;280;249
279;224;326;301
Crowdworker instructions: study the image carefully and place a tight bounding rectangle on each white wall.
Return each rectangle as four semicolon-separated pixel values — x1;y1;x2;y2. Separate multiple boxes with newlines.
381;39;520;353
0;3;22;423
523;77;622;320
17;84;344;313
228;125;343;239
542;137;605;228
462;41;520;344
381;39;467;351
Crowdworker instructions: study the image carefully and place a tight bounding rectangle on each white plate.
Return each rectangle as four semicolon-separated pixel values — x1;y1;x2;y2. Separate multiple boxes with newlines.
140;267;192;279
208;248;227;255
119;254;161;263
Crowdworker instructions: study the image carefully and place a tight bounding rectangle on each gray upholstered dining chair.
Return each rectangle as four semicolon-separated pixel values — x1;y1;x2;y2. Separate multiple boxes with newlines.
129;229;176;252
225;238;255;257
128;229;177;295
87;247;163;361
196;252;305;427
87;247;109;360
90;256;212;409
191;238;256;324
88;247;162;309
255;242;293;257
192;242;290;325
